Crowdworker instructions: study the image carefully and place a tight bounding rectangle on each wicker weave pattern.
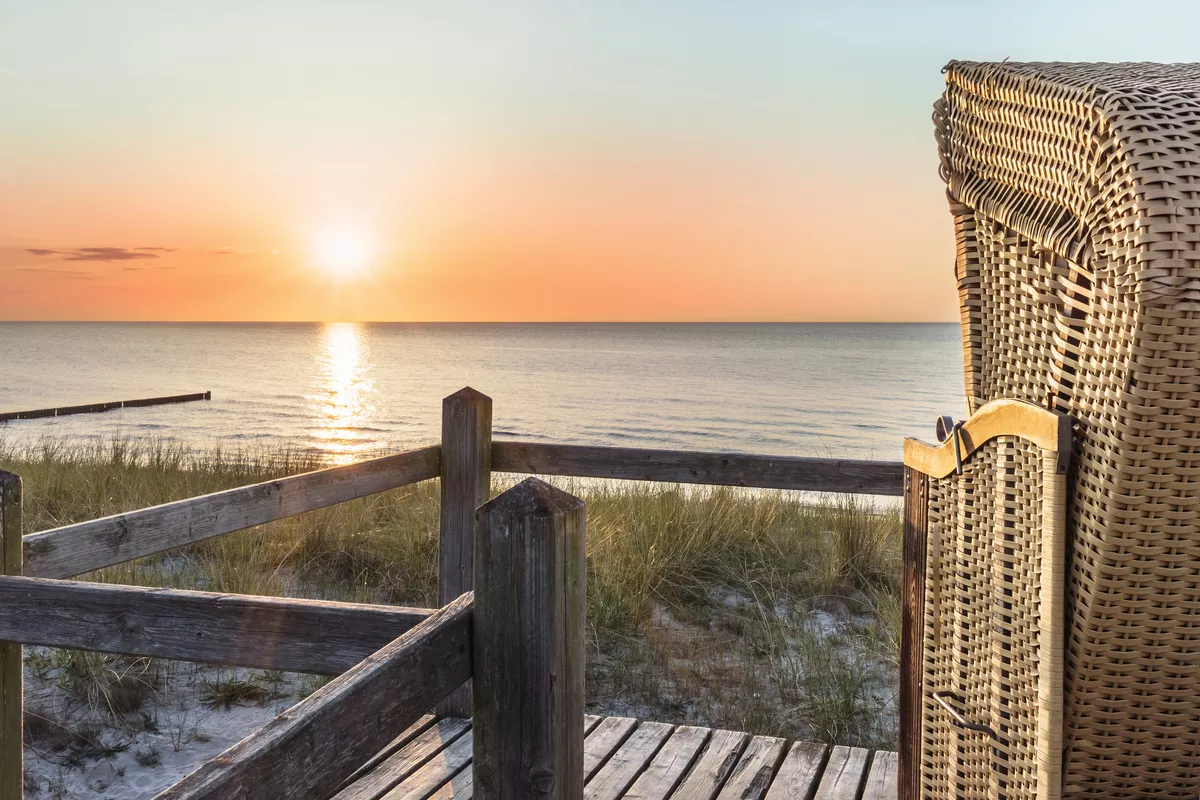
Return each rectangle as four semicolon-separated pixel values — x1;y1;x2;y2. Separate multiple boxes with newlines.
938;61;1200;796
923;437;1047;800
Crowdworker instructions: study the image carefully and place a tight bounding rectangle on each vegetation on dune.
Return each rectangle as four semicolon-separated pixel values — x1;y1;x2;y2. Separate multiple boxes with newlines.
0;435;902;752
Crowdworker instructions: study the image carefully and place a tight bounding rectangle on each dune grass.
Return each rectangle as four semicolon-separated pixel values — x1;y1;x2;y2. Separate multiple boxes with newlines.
0;434;902;750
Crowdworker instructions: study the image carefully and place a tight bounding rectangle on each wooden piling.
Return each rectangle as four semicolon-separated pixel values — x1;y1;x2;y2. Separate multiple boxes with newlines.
0;391;211;422
473;478;585;800
0;472;22;800
436;387;492;718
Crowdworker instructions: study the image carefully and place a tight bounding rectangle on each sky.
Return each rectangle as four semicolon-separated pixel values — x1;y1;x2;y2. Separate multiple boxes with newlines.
4;2;1200;322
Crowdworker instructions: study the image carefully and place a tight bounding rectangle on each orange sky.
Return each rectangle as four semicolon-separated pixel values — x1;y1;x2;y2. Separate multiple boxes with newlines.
9;2;1191;322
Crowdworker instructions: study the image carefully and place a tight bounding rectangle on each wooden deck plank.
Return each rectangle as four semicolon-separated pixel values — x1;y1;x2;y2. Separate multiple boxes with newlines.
585;721;675;800
763;742;828;800
861;751;897;800
812;746;870;800
341;715;439;790
583;717;640;780
380;730;474;800
622;726;711;800
331;718;471;800
671;729;750;800
418;715;610;800
714;736;787;800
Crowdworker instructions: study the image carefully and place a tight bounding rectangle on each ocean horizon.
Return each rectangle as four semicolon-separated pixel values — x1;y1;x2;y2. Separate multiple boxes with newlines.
0;321;965;464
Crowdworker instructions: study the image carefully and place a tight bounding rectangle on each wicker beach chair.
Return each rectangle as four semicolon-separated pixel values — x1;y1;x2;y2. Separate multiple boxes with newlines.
910;62;1200;798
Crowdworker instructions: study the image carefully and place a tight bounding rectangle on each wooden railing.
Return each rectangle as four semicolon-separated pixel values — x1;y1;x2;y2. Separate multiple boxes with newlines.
0;386;904;800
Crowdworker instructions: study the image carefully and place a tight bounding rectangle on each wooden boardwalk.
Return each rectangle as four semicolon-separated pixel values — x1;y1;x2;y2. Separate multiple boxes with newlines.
331;716;898;800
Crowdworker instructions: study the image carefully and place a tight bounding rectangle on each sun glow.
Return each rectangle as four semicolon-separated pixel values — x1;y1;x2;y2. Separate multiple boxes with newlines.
313;226;374;277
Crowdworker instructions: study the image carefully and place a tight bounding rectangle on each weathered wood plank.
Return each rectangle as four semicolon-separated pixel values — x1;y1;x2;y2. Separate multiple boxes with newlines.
0;575;432;674
492;441;903;496
333;718;471;800
671;729;750;800
24;445;441;579
437;387;492;718
422;716;604;800
584;718;639;780
898;467;928;800
0;391;210;422
622;725;710;800
862;751;898;800
380;726;475;800
473;479;586;800
714;736;786;800
340;715;440;791
763;742;828;800
421;716;605;800
0;472;21;800
812;746;869;800
585;721;674;800
153;592;473;800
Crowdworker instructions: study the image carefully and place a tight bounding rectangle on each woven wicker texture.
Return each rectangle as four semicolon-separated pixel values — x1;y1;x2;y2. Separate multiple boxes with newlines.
923;437;1055;800
937;61;1200;797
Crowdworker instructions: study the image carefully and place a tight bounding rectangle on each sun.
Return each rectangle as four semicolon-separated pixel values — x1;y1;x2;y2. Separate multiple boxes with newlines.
313;226;374;278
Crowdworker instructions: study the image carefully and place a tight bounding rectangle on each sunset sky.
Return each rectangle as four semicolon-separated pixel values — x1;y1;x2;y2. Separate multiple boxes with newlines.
5;2;1200;322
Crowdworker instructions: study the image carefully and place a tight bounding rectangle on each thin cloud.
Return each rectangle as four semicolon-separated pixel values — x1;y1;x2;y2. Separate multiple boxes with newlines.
136;247;177;252
122;265;177;271
210;248;257;256
26;246;160;262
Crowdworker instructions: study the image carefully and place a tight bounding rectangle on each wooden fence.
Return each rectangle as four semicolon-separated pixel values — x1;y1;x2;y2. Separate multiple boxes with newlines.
0;386;904;799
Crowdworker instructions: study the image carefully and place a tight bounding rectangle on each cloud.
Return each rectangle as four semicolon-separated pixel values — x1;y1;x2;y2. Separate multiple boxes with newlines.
210;248;256;256
67;247;159;261
121;265;177;271
135;247;177;252
26;246;162;262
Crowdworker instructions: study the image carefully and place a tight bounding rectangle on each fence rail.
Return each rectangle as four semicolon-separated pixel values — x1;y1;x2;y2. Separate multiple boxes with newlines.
492;440;905;495
0;576;432;674
23;445;441;579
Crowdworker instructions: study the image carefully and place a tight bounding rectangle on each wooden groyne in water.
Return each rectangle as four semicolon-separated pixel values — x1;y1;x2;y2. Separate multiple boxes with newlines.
0;391;210;422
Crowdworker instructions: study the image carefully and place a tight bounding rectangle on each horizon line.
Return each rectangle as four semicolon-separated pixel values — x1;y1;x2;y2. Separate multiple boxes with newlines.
0;319;960;325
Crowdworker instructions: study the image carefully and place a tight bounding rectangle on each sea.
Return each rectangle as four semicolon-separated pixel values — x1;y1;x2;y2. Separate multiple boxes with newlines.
0;323;965;466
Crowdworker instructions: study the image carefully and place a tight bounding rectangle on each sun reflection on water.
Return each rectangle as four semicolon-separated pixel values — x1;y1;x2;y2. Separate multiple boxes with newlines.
310;322;377;464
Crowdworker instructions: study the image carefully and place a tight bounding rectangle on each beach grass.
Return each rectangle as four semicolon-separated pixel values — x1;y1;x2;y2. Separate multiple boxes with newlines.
0;434;901;749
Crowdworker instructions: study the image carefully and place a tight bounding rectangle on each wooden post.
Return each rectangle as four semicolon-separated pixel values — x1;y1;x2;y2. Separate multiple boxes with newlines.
899;466;928;800
473;478;585;800
0;471;22;800
437;387;492;718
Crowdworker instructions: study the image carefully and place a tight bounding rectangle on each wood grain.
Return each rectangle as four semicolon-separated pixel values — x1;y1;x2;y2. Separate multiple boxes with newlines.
24;445;440;579
714;736;786;800
862;751;898;800
898;468;928;800
763;741;828;800
902;398;1070;478
622;726;710;800
473;478;586;800
154;591;472;800
437;387;492;718
0;472;21;800
492;441;903;496
0;575;432;674
585;721;674;800
671;729;749;800
813;746;869;800
333;718;471;800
